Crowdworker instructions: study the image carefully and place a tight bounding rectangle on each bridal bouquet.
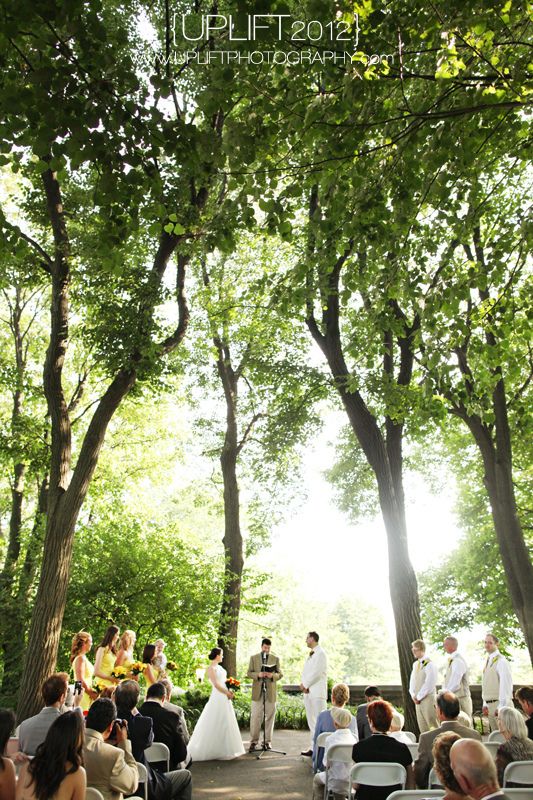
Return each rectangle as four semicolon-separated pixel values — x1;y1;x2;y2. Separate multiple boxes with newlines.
130;661;145;676
225;677;240;694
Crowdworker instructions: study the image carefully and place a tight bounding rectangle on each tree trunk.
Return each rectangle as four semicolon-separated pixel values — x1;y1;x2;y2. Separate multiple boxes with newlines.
16;370;136;721
218;442;243;679
340;388;422;734
1;475;48;704
462;379;533;665
214;336;243;680
305;233;422;733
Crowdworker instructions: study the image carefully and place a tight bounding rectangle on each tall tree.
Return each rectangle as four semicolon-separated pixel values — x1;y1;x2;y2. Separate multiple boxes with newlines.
193;236;322;676
0;0;259;717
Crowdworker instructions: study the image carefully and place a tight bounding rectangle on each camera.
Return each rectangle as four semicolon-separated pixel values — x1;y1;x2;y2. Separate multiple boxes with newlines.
112;719;126;736
74;680;83;695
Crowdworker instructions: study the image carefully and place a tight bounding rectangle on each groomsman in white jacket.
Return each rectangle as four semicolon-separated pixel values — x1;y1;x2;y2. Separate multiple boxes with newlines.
299;631;328;757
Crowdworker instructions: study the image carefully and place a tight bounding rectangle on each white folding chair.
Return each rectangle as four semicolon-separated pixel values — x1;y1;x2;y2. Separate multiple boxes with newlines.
388;791;445;800
403;731;417;743
504;762;533;788
86;789;105;800
350;762;407;797
136;762;148;800
488;730;505;743
323;743;353;799
145;742;170;772
503;789;533;800
315;732;333;774
428;767;443;788
406;743;419;760
483;741;500;760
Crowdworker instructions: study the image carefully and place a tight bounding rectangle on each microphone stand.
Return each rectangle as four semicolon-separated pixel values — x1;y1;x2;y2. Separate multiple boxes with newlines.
256;662;285;759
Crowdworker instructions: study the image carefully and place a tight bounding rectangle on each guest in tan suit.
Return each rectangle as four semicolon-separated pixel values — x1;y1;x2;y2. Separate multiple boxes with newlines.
83;698;138;800
247;638;283;752
414;691;481;788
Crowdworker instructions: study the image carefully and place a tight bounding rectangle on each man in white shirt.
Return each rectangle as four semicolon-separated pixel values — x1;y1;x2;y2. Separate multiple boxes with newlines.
481;633;513;732
442;636;473;719
300;631;328;756
312;708;356;800
409;639;438;733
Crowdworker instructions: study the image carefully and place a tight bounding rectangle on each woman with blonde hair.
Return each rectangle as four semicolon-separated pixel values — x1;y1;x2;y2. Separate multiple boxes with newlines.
93;625;120;688
70;631;97;711
496;705;533;785
115;630;137;677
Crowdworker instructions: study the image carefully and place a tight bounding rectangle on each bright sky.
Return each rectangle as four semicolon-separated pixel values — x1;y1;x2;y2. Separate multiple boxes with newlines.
261;408;461;629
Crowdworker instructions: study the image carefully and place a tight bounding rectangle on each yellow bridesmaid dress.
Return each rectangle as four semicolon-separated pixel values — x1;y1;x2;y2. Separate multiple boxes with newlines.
96;646;116;687
144;664;160;687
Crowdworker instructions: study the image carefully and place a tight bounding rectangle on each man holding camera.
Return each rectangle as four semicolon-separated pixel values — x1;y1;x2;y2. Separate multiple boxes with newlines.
84;697;139;800
247;637;283;753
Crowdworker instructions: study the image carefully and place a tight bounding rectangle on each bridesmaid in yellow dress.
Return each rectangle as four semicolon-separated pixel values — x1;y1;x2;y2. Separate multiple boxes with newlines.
70;631;97;711
115;630;137;677
94;625;120;688
142;643;160;687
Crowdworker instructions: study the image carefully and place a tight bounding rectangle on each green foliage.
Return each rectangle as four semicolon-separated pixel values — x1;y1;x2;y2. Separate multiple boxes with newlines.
419;425;532;649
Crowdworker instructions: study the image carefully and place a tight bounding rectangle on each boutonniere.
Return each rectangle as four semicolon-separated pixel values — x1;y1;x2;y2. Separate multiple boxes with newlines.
492;655;499;664
448;658;453;666
421;659;429;668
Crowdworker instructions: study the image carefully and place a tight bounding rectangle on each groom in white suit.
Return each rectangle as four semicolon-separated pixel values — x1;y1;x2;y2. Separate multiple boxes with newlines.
299;631;328;756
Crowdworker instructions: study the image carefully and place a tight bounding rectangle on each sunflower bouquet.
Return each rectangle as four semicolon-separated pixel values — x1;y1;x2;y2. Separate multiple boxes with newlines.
111;665;129;680
130;661;146;676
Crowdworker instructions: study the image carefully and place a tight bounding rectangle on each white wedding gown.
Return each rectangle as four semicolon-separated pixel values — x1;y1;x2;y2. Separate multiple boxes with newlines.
187;664;245;761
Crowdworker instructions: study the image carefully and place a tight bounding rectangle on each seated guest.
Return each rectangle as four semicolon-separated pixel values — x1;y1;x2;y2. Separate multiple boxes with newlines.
515;687;533;740
356;687;381;741
495;705;533;786
159;679;190;745
432;731;471;800
450;738;506;800
414;691;481;789
114;681;192;800
18;673;73;756
313;683;358;772
16;711;86;800
83;698;138;800
0;709;16;800
312;708;356;800
388;710;412;744
139;684;187;771
352;699;414;800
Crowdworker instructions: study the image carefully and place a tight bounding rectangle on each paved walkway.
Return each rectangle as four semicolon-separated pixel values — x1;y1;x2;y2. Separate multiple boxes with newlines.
189;729;313;799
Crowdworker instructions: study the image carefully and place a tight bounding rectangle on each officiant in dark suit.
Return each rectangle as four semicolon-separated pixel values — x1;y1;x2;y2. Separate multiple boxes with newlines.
247;638;283;752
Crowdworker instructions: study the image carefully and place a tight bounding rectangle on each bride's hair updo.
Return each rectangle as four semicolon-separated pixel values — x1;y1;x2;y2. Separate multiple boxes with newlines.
208;647;222;660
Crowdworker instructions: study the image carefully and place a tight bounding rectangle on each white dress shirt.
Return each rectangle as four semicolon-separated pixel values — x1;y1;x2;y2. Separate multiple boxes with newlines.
443;650;469;693
409;657;438;701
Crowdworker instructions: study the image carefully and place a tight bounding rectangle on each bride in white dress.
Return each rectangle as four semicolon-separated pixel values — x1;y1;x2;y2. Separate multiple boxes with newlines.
187;647;245;761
